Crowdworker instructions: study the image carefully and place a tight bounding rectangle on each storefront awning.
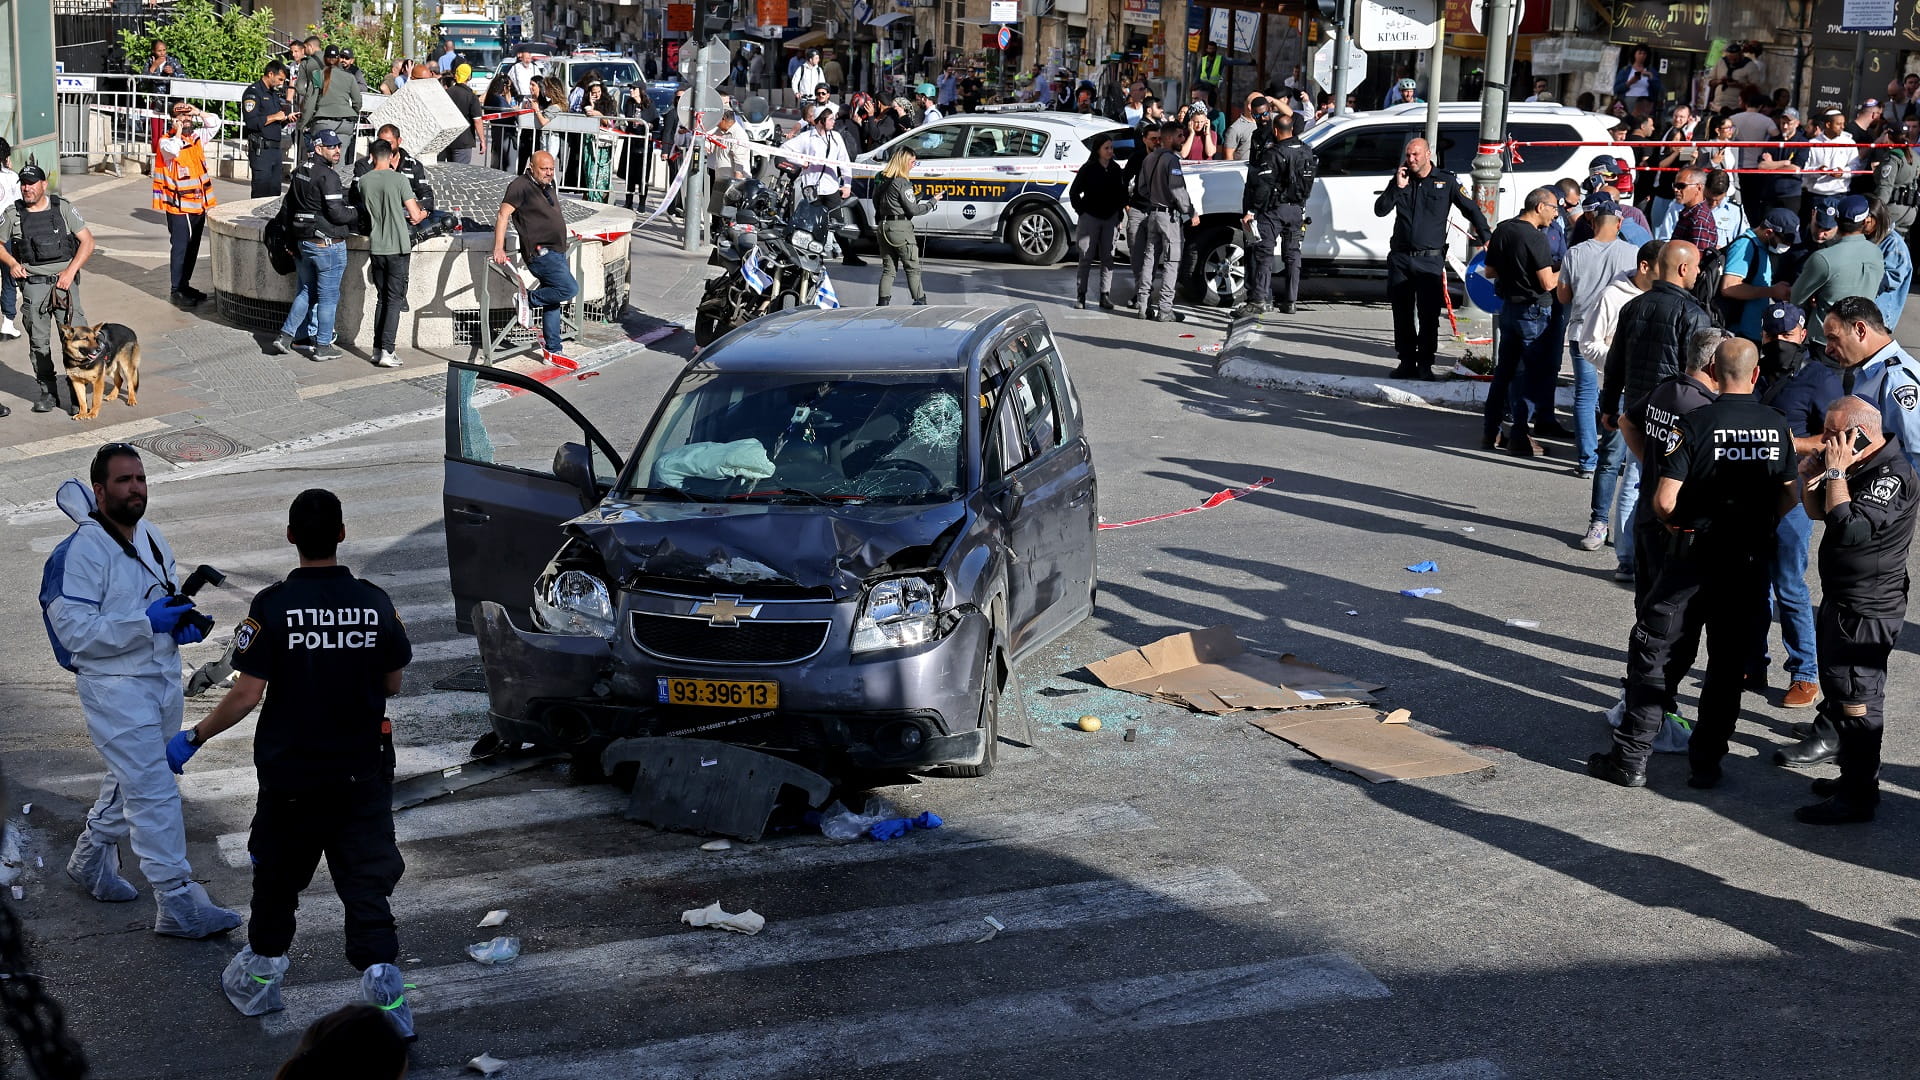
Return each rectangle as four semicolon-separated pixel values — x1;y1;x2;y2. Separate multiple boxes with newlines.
869;12;912;26
785;28;830;49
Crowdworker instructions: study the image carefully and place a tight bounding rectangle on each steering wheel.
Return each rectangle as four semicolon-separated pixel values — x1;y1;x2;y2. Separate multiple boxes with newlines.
864;457;940;491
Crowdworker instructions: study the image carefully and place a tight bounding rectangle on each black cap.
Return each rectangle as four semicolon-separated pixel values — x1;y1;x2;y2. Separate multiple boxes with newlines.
323;44;341;59
18;164;46;184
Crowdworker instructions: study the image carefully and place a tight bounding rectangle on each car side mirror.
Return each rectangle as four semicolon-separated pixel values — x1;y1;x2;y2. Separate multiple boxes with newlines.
999;478;1026;520
552;441;597;499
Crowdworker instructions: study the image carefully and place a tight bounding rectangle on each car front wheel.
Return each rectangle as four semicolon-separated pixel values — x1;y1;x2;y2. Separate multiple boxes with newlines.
1007;205;1069;265
1186;225;1249;306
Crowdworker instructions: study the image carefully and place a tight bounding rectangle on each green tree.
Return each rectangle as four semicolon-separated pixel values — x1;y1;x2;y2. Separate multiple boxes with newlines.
117;0;280;84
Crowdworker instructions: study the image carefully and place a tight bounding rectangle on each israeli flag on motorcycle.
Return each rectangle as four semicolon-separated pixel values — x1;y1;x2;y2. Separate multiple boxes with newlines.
741;247;773;294
815;271;841;310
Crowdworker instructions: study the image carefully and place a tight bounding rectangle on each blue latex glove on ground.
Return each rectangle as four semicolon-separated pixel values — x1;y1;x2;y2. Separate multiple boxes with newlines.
146;595;195;634
869;811;944;841
172;618;208;645
166;730;198;774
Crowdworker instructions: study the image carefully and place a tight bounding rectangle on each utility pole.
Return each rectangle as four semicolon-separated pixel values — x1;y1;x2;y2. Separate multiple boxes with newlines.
1470;0;1515;228
1330;0;1352;115
683;37;725;252
403;0;416;68
1422;12;1444;151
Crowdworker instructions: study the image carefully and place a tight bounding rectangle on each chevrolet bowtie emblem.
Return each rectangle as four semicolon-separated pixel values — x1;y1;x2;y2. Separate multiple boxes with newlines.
691;594;762;627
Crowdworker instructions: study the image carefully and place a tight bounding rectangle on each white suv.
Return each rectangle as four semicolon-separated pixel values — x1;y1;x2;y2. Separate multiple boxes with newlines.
1182;102;1627;305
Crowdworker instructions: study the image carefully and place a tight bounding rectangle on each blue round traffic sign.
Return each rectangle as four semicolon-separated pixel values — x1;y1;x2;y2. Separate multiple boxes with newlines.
997;26;1012;48
1464;250;1500;314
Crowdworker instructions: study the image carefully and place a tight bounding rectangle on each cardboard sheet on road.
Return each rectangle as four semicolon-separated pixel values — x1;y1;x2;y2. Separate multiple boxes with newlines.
1086;626;1382;714
1250;707;1492;783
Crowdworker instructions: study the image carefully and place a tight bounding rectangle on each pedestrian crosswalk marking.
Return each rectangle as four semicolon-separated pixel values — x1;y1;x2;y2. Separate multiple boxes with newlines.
268;803;1158;925
44;739;479;805
265;865;1270;1034
217;786;627;869
411;953;1388;1080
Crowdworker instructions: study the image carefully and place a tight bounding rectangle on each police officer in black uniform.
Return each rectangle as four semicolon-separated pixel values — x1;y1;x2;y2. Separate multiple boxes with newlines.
1236;109;1313;318
1787;397;1920;823
1591;337;1796;789
1373;136;1490;380
353;123;437;213
242;61;295;198
171;489;416;1033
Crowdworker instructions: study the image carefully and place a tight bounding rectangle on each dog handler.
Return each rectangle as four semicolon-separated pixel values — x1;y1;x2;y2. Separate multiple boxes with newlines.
44;443;243;938
171;490;415;1035
0;164;95;415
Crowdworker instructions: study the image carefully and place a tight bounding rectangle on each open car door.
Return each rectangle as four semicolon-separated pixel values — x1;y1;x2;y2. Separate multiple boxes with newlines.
444;361;624;633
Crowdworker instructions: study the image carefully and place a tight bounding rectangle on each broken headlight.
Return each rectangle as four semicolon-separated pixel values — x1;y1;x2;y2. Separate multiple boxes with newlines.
533;569;616;638
851;575;940;653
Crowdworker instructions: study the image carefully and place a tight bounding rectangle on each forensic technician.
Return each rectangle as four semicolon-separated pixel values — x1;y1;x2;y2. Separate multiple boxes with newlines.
45;442;243;938
168;490;416;1035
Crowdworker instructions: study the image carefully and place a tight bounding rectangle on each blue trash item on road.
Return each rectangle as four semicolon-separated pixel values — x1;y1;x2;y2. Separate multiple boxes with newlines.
1404;561;1439;573
1464;251;1501;314
1400;587;1443;598
869;811;944;842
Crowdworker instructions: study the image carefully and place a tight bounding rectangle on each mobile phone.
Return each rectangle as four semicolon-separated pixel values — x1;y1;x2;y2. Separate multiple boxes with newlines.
1852;427;1872;453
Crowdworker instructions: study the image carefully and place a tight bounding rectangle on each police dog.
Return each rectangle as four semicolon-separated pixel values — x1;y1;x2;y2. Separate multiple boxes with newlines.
57;322;140;421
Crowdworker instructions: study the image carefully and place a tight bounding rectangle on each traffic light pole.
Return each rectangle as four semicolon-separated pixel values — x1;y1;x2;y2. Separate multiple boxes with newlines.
682;34;728;253
1471;0;1515;229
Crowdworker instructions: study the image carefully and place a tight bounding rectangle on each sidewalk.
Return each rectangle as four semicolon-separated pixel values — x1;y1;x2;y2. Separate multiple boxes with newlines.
0;171;689;511
1214;274;1920;410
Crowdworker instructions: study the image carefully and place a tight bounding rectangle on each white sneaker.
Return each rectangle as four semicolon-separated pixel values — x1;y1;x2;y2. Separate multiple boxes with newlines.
1577;521;1609;551
373;350;403;368
0;316;17;339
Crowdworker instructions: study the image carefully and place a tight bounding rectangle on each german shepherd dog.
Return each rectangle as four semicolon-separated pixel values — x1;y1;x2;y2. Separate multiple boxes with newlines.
57;322;140;421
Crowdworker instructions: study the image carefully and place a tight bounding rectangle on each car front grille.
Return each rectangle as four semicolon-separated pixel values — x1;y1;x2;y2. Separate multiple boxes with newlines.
630;613;831;665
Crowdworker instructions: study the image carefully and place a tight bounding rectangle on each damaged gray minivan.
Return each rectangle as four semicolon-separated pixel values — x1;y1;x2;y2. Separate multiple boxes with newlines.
443;304;1097;779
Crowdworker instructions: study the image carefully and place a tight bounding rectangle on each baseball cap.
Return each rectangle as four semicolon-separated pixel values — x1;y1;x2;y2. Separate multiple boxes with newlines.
1764;302;1806;336
1588;154;1620;179
323;44;340;59
1780;106;1800;120
18;163;46;184
1813;203;1839;231
1581;193;1622;218
455;63;471;82
340;47;355;60
1761;207;1801;243
1839;193;1871;224
312;129;343;147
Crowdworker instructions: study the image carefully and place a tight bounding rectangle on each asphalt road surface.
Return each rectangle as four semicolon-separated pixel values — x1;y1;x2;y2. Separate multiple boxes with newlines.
4;246;1918;1080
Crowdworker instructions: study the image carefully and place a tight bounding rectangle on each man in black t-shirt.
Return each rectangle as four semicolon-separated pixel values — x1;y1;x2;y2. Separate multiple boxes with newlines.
440;63;486;164
1480;189;1561;456
171;490;415;1035
1787;397;1919;823
1591;337;1795;789
491;151;579;367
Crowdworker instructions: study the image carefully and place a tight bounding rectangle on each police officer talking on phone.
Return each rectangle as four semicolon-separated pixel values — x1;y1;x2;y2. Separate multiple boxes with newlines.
242;61;295;198
1777;397;1919;823
1590;337;1796;790
1373;136;1489;380
168;489;417;1035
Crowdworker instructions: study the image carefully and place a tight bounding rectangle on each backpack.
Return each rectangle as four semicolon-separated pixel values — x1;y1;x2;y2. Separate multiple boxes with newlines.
40;479;96;673
1690;246;1726;327
263;192;297;275
1277;140;1317;206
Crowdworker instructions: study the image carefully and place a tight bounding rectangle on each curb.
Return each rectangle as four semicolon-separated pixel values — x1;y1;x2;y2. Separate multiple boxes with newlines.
1213;316;1575;412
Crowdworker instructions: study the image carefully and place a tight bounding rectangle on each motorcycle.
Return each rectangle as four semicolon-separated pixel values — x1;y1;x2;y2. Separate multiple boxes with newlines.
694;181;831;346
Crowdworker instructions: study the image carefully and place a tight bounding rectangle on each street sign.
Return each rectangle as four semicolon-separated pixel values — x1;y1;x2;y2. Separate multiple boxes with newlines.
997;25;1013;48
1840;0;1896;30
1311;37;1366;92
1354;0;1437;51
990;0;1018;21
667;3;695;31
756;0;788;25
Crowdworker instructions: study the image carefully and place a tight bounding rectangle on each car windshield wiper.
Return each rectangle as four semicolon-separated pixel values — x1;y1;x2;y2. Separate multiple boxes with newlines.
727;487;862;506
626;486;720;502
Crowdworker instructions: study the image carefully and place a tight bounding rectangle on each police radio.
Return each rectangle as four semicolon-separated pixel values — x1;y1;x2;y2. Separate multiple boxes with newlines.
177;563;227;638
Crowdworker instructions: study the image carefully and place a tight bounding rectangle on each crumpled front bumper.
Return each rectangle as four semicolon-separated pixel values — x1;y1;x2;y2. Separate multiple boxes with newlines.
472;601;992;769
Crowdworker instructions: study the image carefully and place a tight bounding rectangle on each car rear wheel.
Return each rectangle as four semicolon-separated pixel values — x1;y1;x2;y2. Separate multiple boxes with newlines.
931;652;998;778
1186;225;1248;306
1007;204;1069;265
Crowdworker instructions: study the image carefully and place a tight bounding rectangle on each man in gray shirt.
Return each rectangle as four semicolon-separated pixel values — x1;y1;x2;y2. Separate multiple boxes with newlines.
1555;197;1642;480
1223;92;1263;161
1792;194;1885;347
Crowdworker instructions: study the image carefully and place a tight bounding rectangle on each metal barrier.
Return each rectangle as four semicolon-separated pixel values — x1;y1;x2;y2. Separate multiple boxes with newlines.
54;72;381;173
475;241;582;366
480;110;661;209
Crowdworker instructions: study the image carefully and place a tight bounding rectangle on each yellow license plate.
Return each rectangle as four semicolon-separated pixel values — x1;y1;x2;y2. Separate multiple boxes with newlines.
657;677;779;709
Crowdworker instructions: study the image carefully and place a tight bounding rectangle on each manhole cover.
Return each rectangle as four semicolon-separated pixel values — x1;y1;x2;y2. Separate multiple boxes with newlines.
134;429;244;464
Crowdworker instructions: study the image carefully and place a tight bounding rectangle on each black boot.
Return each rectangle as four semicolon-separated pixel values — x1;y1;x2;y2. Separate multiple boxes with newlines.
1586;752;1646;788
1796;795;1876;824
1076;291;1086;310
1099;293;1115;311
876;296;891;307
1774;714;1838;767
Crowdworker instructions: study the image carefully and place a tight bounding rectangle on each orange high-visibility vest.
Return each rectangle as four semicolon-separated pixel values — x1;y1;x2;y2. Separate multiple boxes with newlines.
152;137;216;215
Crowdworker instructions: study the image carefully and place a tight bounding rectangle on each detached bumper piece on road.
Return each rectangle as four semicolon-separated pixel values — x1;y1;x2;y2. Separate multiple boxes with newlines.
602;737;834;842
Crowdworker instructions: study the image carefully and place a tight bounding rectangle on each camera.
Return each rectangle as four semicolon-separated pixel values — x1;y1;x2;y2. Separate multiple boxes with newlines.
177;563;227;638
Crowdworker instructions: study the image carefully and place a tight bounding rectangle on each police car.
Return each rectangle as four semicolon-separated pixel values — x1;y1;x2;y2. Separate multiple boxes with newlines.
853;108;1136;265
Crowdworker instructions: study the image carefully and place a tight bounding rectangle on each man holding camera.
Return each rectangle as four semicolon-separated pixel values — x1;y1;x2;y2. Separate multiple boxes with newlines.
169;489;416;1033
45;443;243;938
1374;136;1489;380
154;99;221;308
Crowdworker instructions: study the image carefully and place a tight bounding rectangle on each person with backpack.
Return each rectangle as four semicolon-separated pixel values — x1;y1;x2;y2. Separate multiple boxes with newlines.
41;444;243;939
0;163;97;415
1235;109;1313;318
